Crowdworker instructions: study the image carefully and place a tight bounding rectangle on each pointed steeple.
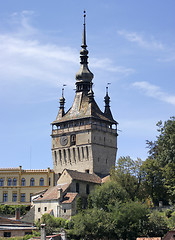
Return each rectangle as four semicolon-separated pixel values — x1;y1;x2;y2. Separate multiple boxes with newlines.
75;11;94;92
58;86;65;118
104;85;114;121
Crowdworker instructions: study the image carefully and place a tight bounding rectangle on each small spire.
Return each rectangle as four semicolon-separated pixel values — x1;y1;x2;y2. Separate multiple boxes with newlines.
104;83;114;121
59;85;66;117
104;83;111;107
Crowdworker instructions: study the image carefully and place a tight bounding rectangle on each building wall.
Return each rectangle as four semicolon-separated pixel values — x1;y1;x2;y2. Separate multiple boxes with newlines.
52;123;117;176
34;200;74;221
91;128;117;175
0;166;54;205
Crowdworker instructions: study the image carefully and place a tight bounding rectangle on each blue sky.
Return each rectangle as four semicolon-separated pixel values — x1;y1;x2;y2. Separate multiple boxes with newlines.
0;0;174;169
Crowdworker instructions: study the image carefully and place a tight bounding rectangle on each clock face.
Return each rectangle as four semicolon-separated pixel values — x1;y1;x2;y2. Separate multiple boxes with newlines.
60;135;68;146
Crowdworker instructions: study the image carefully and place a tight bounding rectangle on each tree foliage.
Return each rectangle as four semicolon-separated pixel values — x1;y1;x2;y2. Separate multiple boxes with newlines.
89;180;128;211
111;156;144;200
145;116;175;203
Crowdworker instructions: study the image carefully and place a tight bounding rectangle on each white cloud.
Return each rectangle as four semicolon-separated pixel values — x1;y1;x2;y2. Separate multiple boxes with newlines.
118;30;164;50
0;11;134;94
91;58;135;76
132;81;175;106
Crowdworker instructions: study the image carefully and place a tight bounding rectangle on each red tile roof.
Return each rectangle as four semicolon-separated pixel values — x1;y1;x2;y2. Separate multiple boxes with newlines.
61;192;78;204
65;169;102;184
34;183;70;201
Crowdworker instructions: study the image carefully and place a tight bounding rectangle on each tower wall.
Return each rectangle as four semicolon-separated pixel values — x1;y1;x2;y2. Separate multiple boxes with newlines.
52;123;117;177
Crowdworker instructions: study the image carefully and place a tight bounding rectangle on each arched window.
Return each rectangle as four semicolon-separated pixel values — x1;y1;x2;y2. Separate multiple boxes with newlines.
13;178;17;186
30;178;35;186
0;178;3;186
8;178;11;186
21;178;25;186
40;178;44;186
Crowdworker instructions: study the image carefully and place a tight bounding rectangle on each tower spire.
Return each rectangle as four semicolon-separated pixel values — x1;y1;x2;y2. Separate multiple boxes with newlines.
104;83;114;121
75;10;94;92
58;85;66;117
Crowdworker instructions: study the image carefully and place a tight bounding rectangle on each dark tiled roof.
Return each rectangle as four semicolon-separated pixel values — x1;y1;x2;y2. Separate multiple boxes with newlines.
52;92;116;124
66;169;102;184
61;192;78;204
35;183;70;201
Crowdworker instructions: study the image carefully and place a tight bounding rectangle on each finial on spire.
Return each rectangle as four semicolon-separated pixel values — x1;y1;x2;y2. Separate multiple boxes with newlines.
82;10;87;48
62;84;66;98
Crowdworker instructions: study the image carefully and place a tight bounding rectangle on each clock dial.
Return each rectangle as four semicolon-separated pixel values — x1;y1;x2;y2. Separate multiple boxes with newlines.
60;135;68;146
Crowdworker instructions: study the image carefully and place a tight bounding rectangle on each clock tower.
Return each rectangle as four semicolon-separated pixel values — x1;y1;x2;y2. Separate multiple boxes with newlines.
51;12;118;179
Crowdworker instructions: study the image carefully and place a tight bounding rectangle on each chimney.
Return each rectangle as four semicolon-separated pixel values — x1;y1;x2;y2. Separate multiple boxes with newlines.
15;208;20;220
41;224;46;240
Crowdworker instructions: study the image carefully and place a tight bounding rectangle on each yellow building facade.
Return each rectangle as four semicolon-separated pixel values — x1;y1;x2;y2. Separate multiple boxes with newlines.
0;166;54;205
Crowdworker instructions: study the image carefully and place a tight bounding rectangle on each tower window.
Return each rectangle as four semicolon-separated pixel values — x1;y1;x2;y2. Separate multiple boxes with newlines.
54;151;57;165
30;178;35;186
86;146;89;159
40;178;44;186
59;150;62;164
70;134;76;145
21;178;25;186
73;148;76;162
63;149;67;164
76;183;79;193
77;147;80;160
49;177;51;186
13;178;17;186
106;159;108;164
8;178;12;186
81;147;84;159
68;149;71;162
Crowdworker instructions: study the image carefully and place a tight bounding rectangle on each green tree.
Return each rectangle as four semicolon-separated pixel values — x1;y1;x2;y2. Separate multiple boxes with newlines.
112;201;149;240
111;156;144;200
146;116;175;202
89;180;128;211
147;211;169;237
141;158;167;205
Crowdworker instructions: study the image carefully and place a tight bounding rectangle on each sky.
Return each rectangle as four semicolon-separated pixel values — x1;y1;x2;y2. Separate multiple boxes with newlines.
0;0;174;169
